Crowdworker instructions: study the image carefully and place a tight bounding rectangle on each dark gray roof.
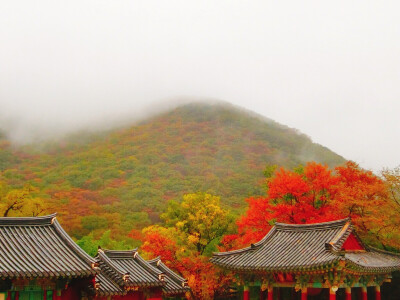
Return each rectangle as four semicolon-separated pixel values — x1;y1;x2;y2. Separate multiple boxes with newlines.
345;247;400;273
95;273;126;297
0;214;96;279
97;249;164;289
211;218;400;274
147;257;190;296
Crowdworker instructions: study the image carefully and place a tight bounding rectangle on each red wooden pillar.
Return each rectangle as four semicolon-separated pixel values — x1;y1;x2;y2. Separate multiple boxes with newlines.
6;292;11;300
329;287;337;300
15;292;19;300
375;286;381;300
361;287;367;300
267;287;273;300
345;287;351;300
301;288;307;300
244;285;250;300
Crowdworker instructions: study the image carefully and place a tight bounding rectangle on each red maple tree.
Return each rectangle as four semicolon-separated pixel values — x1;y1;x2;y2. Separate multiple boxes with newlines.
221;161;393;250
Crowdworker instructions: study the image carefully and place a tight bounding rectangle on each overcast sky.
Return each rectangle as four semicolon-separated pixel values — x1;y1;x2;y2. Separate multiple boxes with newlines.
0;1;399;172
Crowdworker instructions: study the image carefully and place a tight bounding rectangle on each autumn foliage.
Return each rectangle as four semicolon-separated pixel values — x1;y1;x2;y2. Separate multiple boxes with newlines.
137;193;235;299
221;161;399;251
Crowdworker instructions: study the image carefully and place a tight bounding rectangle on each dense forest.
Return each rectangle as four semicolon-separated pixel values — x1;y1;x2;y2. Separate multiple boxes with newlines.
0;102;344;242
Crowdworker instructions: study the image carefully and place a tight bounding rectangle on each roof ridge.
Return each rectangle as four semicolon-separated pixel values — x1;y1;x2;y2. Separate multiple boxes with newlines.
160;262;187;283
0;213;57;226
368;246;400;257
97;251;128;277
212;227;277;257
133;252;163;276
325;221;353;252
52;218;96;265
103;249;138;258
149;259;186;283
146;256;161;264
275;218;350;230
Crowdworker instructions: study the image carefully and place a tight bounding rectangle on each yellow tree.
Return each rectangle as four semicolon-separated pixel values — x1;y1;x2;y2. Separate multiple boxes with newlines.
139;193;235;299
382;166;400;210
0;182;47;217
161;192;234;255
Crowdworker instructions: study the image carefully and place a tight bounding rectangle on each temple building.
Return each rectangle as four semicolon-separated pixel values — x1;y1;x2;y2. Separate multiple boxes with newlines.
211;218;400;300
0;214;98;300
0;214;189;300
94;249;189;300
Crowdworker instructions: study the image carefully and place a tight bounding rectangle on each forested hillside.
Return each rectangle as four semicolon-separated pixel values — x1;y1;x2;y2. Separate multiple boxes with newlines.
0;102;345;241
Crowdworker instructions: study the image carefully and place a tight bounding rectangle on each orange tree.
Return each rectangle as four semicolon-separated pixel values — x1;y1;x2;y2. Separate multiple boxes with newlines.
221;161;398;251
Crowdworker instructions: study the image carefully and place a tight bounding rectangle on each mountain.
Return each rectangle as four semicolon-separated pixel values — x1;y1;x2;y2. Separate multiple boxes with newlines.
0;102;345;239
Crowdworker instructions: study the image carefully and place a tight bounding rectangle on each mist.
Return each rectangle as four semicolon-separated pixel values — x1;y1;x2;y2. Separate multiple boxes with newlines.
1;0;399;171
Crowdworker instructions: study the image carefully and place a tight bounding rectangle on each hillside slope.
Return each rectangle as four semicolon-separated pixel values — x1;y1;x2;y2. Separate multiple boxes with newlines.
0;102;345;238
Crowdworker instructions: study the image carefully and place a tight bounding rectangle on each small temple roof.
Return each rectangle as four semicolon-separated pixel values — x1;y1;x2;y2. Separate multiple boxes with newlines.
0;214;97;279
147;257;190;296
211;218;400;274
96;249;164;290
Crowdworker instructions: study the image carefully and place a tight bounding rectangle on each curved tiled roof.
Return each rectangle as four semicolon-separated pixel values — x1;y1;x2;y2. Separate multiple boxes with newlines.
0;214;96;279
345;247;400;273
97;249;164;289
95;273;126;297
147;257;190;296
211;218;400;274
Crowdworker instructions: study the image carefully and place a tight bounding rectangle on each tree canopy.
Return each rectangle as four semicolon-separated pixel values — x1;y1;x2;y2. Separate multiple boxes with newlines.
138;193;235;299
221;162;400;251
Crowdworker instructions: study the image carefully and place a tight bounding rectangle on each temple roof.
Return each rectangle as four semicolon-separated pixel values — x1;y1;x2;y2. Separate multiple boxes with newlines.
0;214;96;279
211;218;400;274
96;249;164;289
95;273;126;297
147;257;190;296
345;248;400;273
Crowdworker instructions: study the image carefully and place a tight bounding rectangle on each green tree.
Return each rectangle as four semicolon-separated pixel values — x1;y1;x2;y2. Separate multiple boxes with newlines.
77;230;132;257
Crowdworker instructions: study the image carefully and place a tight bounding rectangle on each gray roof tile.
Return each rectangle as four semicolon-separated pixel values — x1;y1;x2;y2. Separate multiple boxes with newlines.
0;214;96;279
97;249;163;289
211;218;400;273
147;257;190;296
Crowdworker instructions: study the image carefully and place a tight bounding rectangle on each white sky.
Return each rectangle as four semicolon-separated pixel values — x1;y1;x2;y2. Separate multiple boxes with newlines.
0;1;399;172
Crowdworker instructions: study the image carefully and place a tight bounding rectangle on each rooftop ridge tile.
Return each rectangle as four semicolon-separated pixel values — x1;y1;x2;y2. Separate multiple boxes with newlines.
274;218;350;231
0;213;57;226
